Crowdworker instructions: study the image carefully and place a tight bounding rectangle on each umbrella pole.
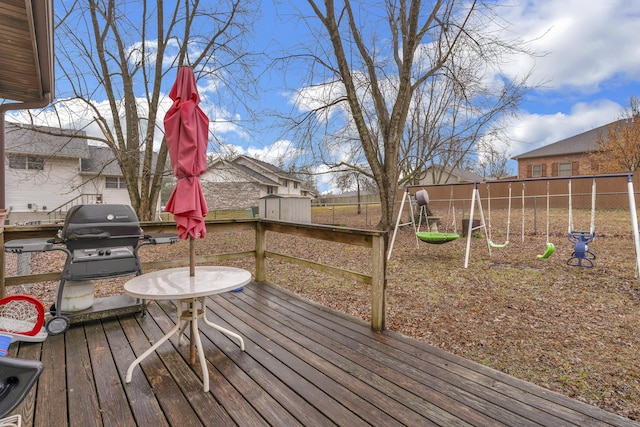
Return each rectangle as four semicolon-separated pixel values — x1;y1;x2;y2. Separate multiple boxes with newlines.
189;236;196;364
190;236;195;276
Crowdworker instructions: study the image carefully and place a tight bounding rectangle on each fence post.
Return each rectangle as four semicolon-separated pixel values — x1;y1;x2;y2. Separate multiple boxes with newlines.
371;233;386;332
255;221;266;282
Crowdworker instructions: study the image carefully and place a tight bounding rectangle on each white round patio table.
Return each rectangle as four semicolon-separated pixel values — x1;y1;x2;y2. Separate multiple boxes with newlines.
124;266;250;392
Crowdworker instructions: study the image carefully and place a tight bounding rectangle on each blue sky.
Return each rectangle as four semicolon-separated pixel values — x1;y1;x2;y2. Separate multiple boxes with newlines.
6;0;640;193
239;0;640;187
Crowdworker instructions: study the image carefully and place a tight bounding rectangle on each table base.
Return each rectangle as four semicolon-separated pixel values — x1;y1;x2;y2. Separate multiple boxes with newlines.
125;297;244;392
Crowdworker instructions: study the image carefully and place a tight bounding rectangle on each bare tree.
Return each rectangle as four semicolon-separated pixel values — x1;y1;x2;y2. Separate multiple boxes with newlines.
287;0;534;242
45;0;256;220
334;166;376;214
591;96;640;173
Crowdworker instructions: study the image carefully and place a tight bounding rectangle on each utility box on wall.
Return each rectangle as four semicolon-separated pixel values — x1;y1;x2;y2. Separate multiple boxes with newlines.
259;194;311;223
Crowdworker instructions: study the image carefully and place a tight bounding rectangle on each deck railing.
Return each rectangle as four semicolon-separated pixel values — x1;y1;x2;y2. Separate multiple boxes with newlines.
0;219;388;331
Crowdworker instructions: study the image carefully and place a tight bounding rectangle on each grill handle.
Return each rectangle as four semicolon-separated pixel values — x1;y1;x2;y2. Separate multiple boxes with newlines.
66;232;111;240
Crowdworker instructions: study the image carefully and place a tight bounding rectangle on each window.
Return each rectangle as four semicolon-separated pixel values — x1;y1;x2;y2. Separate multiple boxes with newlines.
293;182;299;189
558;162;572;177
8;154;44;170
267;186;277;194
105;176;126;189
531;164;542;178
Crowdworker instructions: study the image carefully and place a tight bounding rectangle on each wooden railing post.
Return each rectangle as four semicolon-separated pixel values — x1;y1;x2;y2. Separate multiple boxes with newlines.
0;231;4;298
370;233;386;332
255;221;266;282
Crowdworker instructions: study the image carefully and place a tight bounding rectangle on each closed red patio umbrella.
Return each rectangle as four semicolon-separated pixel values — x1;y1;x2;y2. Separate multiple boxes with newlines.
164;66;209;276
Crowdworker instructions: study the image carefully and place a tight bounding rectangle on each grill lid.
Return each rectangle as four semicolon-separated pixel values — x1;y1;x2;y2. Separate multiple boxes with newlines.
61;204;143;250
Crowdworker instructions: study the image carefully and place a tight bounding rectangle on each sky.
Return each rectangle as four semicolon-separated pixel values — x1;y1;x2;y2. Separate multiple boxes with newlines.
253;0;640;189
6;0;640;194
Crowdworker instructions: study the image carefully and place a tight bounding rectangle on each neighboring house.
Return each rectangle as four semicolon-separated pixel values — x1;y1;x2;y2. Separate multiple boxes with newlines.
201;155;313;222
417;164;484;185
4;122;158;223
511;119;628;179
80;145;141;206
202;155;310;209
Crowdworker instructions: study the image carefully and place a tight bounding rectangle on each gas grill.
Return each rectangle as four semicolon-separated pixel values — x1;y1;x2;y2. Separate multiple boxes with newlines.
5;204;178;335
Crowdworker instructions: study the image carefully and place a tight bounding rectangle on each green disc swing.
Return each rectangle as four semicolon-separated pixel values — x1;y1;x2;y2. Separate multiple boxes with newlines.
537;180;555;259
414;189;459;244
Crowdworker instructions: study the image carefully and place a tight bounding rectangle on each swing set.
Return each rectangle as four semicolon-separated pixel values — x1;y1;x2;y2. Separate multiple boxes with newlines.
389;174;640;277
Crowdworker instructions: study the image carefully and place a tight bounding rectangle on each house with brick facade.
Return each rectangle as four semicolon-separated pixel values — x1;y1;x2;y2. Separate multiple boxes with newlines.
201;155;313;217
512;119;629;179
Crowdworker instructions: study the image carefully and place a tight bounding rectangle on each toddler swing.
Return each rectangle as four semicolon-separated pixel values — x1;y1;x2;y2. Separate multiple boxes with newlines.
566;179;596;267
414;189;459;244
486;183;511;249
537;180;555;259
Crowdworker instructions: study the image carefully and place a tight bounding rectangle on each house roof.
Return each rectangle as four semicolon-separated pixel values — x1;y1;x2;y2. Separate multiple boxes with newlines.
82;145;167;177
512;119;627;160
0;0;55;103
81;146;122;175
4;122;90;158
231;161;280;186
424;164;484;183
233;155;303;183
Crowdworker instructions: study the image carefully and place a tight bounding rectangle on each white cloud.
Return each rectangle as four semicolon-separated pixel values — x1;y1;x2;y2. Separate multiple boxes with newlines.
490;99;625;158
497;0;640;91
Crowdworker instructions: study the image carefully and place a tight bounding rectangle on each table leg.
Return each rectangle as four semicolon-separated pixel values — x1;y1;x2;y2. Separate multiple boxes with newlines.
181;298;209;392
125;308;183;384
201;302;245;351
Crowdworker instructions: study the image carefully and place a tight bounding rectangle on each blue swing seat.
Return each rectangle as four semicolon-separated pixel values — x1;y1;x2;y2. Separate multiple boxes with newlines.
567;231;595;267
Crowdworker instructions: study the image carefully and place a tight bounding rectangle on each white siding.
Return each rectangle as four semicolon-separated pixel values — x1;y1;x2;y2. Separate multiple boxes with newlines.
81;175;130;205
5;156;82;212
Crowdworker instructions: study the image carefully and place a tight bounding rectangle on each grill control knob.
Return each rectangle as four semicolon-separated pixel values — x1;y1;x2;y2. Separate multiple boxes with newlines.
105;250;111;256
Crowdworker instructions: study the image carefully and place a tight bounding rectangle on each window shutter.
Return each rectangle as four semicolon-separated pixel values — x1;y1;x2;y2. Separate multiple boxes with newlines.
572;161;579;175
551;163;558;177
526;164;532;178
542;164;547;177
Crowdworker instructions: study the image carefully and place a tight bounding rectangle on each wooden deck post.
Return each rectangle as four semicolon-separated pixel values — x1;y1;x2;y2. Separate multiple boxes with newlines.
0;231;4;298
255;221;266;282
370;233;386;332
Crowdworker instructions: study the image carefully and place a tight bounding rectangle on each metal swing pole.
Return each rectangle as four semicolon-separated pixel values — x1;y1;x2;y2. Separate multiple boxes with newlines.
388;187;418;260
464;183;478;268
589;178;596;236
626;175;640;277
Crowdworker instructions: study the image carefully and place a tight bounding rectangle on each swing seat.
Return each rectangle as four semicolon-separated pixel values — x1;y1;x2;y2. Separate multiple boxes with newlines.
416;232;459;244
488;240;509;249
537;242;555;259
567;232;596;267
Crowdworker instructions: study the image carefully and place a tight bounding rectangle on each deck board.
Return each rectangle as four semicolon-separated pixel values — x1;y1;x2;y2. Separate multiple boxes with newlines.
5;281;638;427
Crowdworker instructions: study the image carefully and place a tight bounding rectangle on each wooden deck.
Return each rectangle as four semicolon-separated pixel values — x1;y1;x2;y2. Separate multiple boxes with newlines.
7;282;638;427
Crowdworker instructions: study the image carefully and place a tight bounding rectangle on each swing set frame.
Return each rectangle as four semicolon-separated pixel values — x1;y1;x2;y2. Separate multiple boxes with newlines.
389;174;640;277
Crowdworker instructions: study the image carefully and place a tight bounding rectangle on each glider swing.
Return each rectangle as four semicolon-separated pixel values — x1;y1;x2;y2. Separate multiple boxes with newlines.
566;179;596;267
537;180;555;259
414;189;459;245
486;183;511;249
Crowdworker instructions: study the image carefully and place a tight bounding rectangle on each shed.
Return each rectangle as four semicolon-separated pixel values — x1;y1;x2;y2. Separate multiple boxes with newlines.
259;194;311;223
